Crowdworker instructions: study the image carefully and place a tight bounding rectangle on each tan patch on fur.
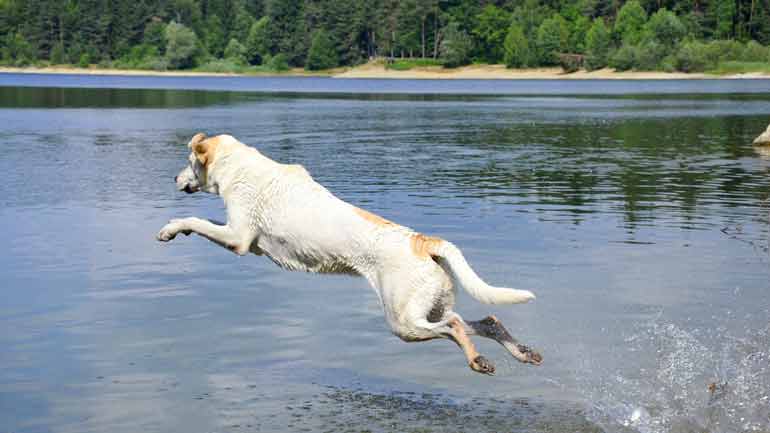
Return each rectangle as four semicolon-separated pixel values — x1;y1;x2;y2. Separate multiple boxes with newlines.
410;233;444;259
354;207;395;227
190;133;220;167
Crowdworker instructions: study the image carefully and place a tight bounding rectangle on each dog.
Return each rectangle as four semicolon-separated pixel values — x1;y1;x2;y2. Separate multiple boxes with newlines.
157;133;542;375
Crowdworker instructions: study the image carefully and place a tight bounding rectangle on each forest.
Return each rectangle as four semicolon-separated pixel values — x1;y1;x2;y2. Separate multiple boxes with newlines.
1;0;769;73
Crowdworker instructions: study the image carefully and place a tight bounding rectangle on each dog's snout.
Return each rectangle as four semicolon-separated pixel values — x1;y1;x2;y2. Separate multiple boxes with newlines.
174;176;178;182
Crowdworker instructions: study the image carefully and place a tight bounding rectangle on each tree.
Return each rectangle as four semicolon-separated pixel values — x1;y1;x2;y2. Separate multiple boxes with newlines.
713;0;736;39
472;4;511;63
224;38;247;64
266;0;304;65
204;15;226;57
644;9;686;50
305;29;338;70
503;23;530;68
614;0;647;45
246;16;271;65
569;16;592;53
585;18;610;70
536;14;569;65
164;21;198;69
439;22;473;67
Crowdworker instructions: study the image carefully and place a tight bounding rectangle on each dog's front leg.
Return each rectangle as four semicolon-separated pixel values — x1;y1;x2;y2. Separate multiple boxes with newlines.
157;217;254;255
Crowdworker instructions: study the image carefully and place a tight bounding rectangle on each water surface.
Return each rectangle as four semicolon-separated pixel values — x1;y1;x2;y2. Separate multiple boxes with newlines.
1;75;769;433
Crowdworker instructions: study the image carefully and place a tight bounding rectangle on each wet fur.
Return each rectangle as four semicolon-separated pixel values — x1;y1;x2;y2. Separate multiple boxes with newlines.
157;133;542;374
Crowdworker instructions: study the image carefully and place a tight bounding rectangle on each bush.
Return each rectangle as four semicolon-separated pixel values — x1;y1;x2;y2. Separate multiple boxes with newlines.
268;53;289;71
196;59;244;73
305;30;338;70
439;22;473;68
78;53;91;68
585;19;611;71
704;39;743;63
673;40;710;72
609;44;636;71
635;40;666;70
224;38;248;65
742;40;768;62
503;24;530;68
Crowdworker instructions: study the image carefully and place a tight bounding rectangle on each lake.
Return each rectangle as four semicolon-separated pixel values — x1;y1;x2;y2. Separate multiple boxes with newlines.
1;74;769;433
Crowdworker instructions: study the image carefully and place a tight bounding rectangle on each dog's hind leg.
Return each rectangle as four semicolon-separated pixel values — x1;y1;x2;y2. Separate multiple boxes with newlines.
465;316;542;365
410;315;496;375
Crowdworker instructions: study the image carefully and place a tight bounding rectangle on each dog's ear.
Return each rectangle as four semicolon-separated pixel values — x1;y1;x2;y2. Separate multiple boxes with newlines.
189;132;210;165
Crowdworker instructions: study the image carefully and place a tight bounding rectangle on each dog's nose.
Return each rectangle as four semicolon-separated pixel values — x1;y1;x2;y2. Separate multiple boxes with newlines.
174;176;178;182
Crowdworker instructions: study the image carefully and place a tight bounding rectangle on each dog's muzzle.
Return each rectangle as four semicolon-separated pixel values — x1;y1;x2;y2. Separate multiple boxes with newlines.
182;184;197;194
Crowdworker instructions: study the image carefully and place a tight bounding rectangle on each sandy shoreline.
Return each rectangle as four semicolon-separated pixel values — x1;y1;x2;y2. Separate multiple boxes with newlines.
1;63;769;80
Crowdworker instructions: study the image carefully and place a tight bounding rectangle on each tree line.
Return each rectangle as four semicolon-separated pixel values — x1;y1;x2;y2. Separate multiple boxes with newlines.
1;0;769;73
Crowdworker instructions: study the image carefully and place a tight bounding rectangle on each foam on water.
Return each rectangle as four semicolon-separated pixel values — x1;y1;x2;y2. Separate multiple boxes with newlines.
575;318;770;433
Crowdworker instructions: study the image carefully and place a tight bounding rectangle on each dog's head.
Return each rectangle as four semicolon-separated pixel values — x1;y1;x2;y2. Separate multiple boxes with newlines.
175;132;219;194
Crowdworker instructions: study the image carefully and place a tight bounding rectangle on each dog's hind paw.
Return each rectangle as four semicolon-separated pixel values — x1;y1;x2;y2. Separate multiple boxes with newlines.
518;345;543;365
470;355;496;376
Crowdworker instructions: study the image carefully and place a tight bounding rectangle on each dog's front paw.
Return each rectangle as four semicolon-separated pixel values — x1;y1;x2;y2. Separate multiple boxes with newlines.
157;219;189;242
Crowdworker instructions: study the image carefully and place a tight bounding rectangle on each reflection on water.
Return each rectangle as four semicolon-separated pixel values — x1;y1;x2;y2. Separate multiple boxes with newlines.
0;80;769;433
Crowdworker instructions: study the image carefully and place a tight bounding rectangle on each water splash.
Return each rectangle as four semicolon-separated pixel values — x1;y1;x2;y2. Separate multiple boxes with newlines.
577;319;770;433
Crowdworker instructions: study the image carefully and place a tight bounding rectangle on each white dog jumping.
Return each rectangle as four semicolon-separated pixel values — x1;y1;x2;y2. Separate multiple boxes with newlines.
157;133;542;375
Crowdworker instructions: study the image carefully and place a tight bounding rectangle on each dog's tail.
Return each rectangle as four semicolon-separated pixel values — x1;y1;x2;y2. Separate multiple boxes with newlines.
429;239;535;305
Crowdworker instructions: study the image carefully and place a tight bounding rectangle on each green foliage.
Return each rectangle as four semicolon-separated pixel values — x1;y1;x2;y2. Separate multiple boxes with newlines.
643;9;686;50
713;0;736;39
742;40;769;62
440;22;473;68
568;16;591;54
503;24;530;68
204;15;226;58
0;0;767;74
246;17;271;65
114;44;160;69
77;52;91;68
143;20;166;53
224;38;247;65
164;21;198;69
2;32;35;66
634;40;665;70
609;44;636;71
472;5;511;63
50;42;66;64
614;0;647;45
268;53;289;71
673;40;710;72
385;58;442;70
536;14;570;65
585;19;611;71
709;61;770;75
305;30;338;70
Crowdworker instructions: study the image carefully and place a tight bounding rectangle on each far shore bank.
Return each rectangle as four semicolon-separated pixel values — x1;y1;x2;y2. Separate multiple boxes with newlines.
2;63;770;80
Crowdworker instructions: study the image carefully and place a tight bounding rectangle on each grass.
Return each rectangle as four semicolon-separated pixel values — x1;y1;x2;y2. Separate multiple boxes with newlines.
707;61;770;75
385;58;444;70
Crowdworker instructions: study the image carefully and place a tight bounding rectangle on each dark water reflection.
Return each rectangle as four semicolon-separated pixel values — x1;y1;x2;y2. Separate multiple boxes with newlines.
0;81;768;433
